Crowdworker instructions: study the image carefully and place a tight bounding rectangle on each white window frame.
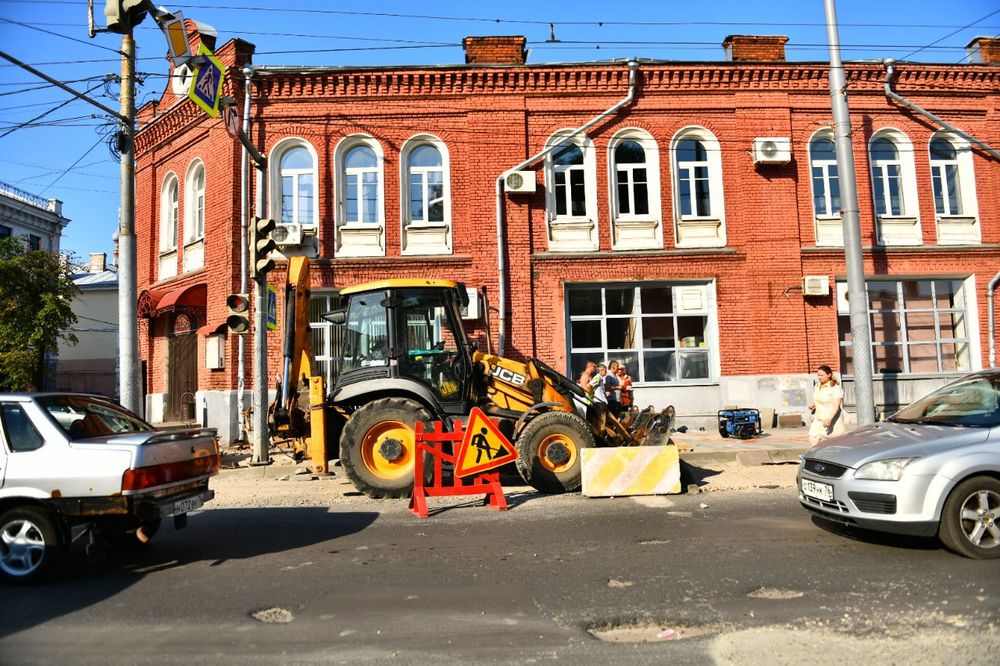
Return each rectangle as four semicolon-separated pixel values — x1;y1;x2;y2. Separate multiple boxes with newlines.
400;134;452;256
670;127;726;248
269;138;319;231
159;173;179;253
158;172;179;281
182;159;205;272
544;130;598;252
808;130;843;247
565;281;719;386
928;131;980;245
868;128;921;246
184;159;205;244
334;135;385;257
309;291;343;391
836;277;979;376
607;129;663;251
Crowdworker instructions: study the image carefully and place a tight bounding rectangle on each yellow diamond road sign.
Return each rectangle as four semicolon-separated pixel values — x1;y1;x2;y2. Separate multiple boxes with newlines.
188;44;225;118
454;407;517;477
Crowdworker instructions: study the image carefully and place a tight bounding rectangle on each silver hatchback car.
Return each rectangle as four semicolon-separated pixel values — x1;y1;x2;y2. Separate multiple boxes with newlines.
798;370;1000;559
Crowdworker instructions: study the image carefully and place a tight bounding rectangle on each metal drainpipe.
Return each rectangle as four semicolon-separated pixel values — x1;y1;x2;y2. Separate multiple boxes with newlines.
236;66;254;439
884;61;1000;161
989;271;1000;368
494;59;640;357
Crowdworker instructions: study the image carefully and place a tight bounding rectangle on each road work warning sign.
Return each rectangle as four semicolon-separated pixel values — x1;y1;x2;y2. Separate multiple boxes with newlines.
454;407;517;477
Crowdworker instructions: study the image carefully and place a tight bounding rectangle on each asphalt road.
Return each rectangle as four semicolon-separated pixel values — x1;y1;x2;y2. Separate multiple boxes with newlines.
2;488;998;665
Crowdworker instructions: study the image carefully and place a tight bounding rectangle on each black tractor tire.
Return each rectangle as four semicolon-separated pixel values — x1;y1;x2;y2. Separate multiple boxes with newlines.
938;476;1000;559
515;410;596;494
0;506;66;585
340;397;433;499
103;518;161;547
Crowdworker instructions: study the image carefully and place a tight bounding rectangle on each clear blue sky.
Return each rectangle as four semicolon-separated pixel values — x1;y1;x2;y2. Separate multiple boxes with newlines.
0;0;996;263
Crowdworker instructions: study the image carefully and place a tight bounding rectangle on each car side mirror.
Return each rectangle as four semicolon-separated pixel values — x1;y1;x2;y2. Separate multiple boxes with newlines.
321;308;346;325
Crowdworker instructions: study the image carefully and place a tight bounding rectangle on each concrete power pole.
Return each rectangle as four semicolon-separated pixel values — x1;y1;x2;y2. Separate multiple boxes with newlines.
118;32;141;415
824;0;876;426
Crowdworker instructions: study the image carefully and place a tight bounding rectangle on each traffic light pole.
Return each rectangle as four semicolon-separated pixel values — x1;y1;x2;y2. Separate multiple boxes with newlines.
251;154;270;465
118;32;142;416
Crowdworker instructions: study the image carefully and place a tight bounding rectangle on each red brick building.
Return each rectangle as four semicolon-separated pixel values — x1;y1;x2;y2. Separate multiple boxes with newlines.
134;31;1000;441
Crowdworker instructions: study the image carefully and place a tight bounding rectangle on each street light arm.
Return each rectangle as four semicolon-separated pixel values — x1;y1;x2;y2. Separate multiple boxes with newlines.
0;49;128;123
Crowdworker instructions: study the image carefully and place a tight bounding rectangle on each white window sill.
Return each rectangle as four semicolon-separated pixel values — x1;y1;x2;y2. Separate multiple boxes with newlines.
183;238;205;248
550;217;595;225
158;248;178;256
404;221;450;229
340;222;383;229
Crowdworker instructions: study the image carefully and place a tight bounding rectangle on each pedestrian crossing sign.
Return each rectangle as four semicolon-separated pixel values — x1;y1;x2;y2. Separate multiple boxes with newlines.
454;407;517;477
188;44;225;118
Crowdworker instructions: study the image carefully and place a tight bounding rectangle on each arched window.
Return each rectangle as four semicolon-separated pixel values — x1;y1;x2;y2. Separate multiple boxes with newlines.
608;129;662;250
344;145;379;224
159;174;179;252
184;160;205;243
401;136;451;255
809;136;840;218
272;141;317;228
335;136;385;257
670;127;725;248
544;132;597;251
928;132;980;245
614;141;649;216
929;138;961;216
868;129;920;245
407;144;444;223
870;137;904;216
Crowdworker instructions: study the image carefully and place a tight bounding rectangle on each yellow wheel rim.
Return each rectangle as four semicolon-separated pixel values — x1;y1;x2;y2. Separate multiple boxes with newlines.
537;433;578;473
360;420;415;480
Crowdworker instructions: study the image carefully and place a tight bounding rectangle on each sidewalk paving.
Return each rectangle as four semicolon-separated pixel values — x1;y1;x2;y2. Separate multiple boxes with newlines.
672;425;812;466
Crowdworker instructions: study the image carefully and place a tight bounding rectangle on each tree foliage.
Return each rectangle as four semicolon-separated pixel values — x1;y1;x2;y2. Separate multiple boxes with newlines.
0;237;79;391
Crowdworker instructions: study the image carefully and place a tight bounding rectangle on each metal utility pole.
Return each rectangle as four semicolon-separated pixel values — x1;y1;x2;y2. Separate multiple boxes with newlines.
118;32;141;415
251;163;269;465
824;0;876;426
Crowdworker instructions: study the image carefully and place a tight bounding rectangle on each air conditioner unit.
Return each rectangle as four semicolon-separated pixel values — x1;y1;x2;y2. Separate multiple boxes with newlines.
504;170;536;194
460;287;481;320
271;222;302;246
752;137;792;165
803;275;830;296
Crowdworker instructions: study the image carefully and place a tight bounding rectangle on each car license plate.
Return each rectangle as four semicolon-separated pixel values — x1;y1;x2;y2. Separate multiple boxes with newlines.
174;496;203;514
801;479;833;502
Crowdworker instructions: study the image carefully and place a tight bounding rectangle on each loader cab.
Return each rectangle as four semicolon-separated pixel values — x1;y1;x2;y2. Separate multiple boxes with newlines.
329;280;472;413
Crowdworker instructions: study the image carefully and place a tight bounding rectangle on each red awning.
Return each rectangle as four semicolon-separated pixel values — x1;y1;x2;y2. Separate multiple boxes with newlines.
156;283;206;311
197;321;227;336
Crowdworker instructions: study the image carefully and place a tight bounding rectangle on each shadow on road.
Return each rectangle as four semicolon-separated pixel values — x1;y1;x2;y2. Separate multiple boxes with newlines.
0;507;377;639
811;515;942;552
680;460;721;490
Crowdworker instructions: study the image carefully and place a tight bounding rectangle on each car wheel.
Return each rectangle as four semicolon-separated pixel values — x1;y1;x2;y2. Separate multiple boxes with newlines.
0;506;66;584
938;476;1000;559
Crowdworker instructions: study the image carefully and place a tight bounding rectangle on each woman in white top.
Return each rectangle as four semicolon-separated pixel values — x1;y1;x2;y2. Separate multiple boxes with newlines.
807;364;847;445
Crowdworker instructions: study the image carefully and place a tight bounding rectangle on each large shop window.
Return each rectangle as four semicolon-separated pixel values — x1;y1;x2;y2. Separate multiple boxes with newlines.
401;136;452;255
566;282;716;384
670;127;726;248
837;278;972;375
308;292;343;391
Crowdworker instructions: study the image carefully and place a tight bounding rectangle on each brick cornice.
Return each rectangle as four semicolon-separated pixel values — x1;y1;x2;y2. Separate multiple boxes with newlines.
135;60;997;154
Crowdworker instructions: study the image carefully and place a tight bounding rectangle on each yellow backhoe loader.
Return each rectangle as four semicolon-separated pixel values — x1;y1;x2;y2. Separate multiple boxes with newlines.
269;257;673;498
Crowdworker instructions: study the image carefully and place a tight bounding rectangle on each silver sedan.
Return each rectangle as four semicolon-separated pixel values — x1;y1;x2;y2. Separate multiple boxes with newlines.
798;370;1000;559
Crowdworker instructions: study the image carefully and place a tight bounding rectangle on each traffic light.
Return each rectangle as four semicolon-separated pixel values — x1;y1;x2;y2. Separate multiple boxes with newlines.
104;0;149;34
250;217;277;281
226;293;250;335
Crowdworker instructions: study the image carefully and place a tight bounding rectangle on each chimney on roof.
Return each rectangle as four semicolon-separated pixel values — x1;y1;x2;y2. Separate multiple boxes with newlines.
965;36;1000;65
722;35;789;62
89;252;106;274
463;36;528;65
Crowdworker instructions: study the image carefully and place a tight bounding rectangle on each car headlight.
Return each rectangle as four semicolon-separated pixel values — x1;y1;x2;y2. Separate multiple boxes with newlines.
854;457;919;481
